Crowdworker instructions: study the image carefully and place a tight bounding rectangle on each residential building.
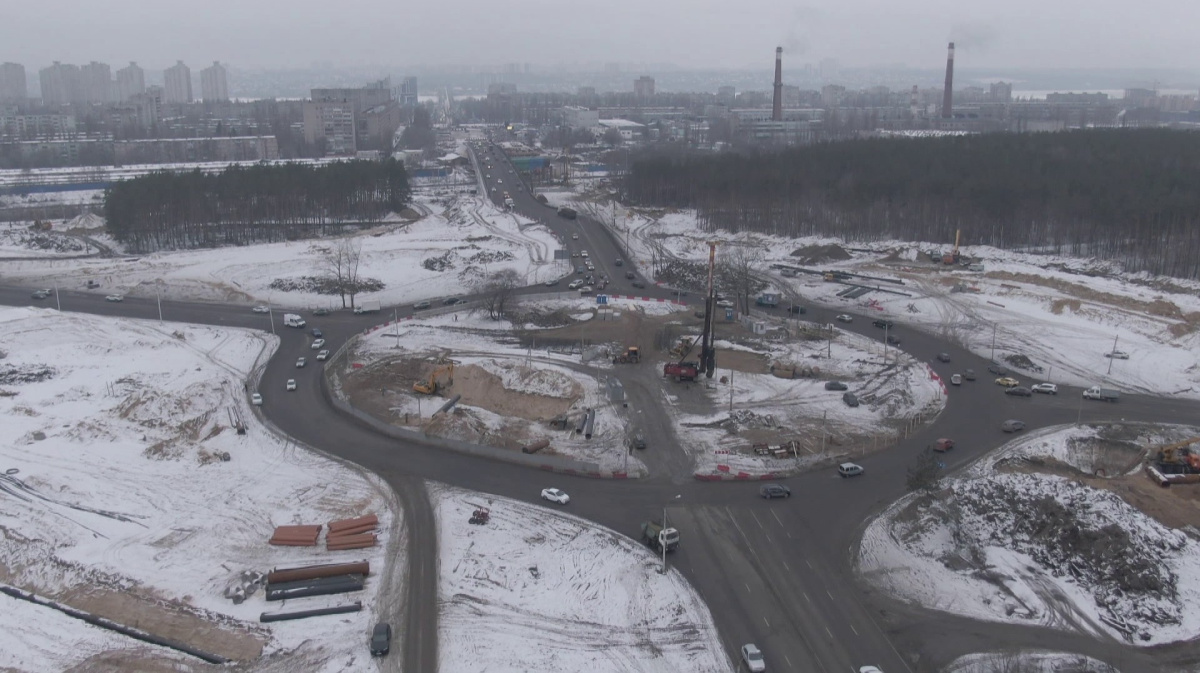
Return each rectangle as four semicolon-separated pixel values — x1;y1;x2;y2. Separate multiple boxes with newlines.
200;61;229;103
115;62;145;102
113;135;278;164
561;105;599;130
399;76;418;106
164;60;192;103
989;81;1012;103
80;61;112;103
39;62;82;105
1;109;77;139
0;63;27;101
303;100;357;154
304;78;396;154
1124;88;1157;108
634;76;655;98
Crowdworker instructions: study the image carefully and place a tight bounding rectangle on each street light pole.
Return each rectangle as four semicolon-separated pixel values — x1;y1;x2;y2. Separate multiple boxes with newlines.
54;282;61;311
990;323;997;363
1106;334;1118;376
155;285;163;324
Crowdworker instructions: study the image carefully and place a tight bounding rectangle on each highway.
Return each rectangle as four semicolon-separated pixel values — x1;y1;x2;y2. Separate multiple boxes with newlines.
2;142;1194;672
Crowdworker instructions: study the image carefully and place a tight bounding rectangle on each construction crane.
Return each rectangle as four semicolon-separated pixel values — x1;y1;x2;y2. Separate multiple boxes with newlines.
941;229;961;265
414;363;455;395
1155;436;1200;474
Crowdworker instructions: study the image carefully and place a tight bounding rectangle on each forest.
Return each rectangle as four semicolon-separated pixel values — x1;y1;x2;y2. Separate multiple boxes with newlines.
623;129;1200;280
104;159;410;252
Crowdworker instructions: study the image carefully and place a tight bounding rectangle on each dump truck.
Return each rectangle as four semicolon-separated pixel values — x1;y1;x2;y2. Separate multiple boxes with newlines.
641;520;679;553
354;300;381;314
1082;386;1120;402
663;361;698;382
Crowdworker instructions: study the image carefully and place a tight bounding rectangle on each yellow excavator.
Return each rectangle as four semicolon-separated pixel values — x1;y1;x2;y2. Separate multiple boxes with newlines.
1156;437;1200;474
413;363;454;395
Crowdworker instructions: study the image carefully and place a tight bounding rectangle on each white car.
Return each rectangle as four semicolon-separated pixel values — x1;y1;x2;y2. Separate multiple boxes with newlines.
251;393;263;405
286;379;297;391
836;314;853;322
252;305;270;313
580;250;588;258
105;294;124;302
741;644;766;672
716;299;734;308
572;233;579;240
316;349;330;361
311;339;326;350
540;488;570;505
859;667;884;673
1031;382;1058;395
296;357;307;368
1105;350;1130;360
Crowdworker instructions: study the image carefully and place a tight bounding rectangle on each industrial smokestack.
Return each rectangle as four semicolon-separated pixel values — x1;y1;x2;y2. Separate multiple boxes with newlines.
772;47;783;122
941;42;955;119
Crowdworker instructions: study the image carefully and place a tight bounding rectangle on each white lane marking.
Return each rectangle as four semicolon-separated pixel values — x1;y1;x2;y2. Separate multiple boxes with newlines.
782;561;790;572
826;589;834;600
763;616;770;628
825;626;833;639
771;510;785;528
850;623;859;636
785;655;793;667
806;559;813;570
803;591;810;603
745;582;752;594
750;510;765;529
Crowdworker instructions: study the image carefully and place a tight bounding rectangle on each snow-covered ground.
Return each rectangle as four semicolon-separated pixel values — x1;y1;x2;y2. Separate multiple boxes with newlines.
666;318;945;475
0;192;559;310
944;650;1118;673
0;307;399;671
566;194;1200;400
858;423;1200;646
348;302;679;473
430;484;731;673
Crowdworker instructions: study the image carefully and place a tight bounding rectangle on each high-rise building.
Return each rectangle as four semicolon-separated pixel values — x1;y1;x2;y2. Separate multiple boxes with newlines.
304;78;397;154
399;76;418;106
80;61;112;103
989;81;1012;103
164;60;192;103
200;61;229;103
115;62;145;102
39;62;82;105
0;63;27;101
634;76;655;98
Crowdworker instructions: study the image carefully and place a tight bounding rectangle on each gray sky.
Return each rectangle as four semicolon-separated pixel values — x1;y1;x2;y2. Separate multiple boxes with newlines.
4;0;1198;71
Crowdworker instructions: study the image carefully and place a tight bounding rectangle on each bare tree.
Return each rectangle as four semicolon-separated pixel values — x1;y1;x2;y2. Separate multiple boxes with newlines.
720;245;766;313
323;236;364;309
474;269;522;320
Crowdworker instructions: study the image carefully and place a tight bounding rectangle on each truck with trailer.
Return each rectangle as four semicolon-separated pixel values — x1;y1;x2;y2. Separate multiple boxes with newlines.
663;361;699;382
283;313;306;328
641;520;679;553
1082;386;1120;402
354;300;381;314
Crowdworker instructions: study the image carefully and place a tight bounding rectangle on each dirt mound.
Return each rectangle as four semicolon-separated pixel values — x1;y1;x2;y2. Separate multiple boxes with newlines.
789;244;851;265
448;364;580;422
1002;353;1043;373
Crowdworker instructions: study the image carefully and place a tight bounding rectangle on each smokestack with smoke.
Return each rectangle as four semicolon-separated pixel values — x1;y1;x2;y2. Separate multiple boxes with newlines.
772;47;783;122
941;42;955;119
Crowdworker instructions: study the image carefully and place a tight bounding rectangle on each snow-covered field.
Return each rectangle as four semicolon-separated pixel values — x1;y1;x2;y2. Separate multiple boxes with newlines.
0;192;560;310
0;307;399;671
858;423;1200;646
666;318;946;475
430;484;731;673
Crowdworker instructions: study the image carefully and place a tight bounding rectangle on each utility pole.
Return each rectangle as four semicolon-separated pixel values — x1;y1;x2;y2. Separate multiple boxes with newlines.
155;285;163;324
659;506;668;575
54;282;61;311
990;323;997;363
1106;334;1118;375
821;410;827;455
728;369;734;412
394;308;401;348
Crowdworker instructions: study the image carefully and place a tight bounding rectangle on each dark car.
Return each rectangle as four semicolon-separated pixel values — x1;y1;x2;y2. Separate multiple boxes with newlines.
369;622;391;656
1001;419;1026;433
936;353;951;363
842;392;860;407
614;258;623;266
442;296;461;306
625;271;636;279
788;306;806;314
963;369;977;381
872;319;894;329
760;484;791;499
413;300;432;310
631;280;646;288
1005;386;1033;397
824;381;848;391
313;307;330;316
633;434;646;450
886;335;901;345
987;363;1007;375
311;328;323;338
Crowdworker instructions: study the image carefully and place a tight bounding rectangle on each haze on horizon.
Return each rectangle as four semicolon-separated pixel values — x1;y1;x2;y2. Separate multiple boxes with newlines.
3;0;1197;72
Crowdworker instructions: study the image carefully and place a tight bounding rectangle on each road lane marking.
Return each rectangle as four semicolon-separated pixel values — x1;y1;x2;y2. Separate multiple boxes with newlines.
782;561;790;572
763;616;770;628
850;623;859;636
805;559;813;570
771;510;785;528
803;591;810;603
745;582;752;594
826;589;834;600
750;510;764;529
785;655;792;667
825;626;833;639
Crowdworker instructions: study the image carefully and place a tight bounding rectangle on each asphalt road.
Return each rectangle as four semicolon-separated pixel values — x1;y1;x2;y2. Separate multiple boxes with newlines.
4;148;1197;672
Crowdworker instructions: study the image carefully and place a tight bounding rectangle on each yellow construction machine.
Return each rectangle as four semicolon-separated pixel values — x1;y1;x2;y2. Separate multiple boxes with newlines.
1156;437;1200;474
414;363;455;395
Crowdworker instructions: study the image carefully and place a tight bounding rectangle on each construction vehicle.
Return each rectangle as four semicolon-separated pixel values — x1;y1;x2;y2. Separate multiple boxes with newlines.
663;361;698;382
413;363;454;395
613;346;640;364
1155;437;1200;475
941;229;962;265
641;520;680;553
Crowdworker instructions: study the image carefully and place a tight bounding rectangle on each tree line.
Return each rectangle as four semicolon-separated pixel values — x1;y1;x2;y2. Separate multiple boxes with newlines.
104;159;411;252
622;129;1200;280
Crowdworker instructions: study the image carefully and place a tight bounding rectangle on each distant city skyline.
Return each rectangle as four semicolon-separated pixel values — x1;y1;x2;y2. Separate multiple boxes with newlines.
2;0;1198;72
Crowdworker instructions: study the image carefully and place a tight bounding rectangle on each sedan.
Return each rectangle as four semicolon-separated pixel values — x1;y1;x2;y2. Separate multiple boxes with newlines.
759;484;791;499
842;392;860;407
252;305;270;313
1001;419;1026;433
1106;350;1130;360
105;294;124;302
251;393;263;406
296;357;307;368
316;349;330;361
987;363;1007;375
311;339;326;350
631;280;646;289
836;314;853;323
369;622;392;656
872;319;894;329
1031;383;1058;395
1005;386;1033;397
741;644;766;673
286;379;297;391
541;488;570;505
413;300;432;310
572;233;579;240
544;279;559;286
933;438;954;452
313;308;330;316
31;289;52;299
824;381;848;391
311;328;323;338
995;376;1020;387
936;352;951;362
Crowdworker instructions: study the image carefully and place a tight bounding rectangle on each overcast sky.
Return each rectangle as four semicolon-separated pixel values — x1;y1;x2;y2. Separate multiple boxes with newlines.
4;0;1198;72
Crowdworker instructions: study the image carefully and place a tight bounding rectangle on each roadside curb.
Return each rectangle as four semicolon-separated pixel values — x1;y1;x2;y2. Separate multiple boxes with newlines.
540;465;645;480
693;471;784;481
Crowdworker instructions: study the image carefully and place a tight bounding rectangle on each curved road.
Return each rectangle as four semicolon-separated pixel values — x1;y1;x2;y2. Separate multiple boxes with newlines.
4;146;1197;672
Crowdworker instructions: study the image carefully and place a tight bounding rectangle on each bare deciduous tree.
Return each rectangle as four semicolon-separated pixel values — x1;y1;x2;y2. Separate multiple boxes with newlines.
323;237;364;309
720;245;767;313
474;269;522;320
